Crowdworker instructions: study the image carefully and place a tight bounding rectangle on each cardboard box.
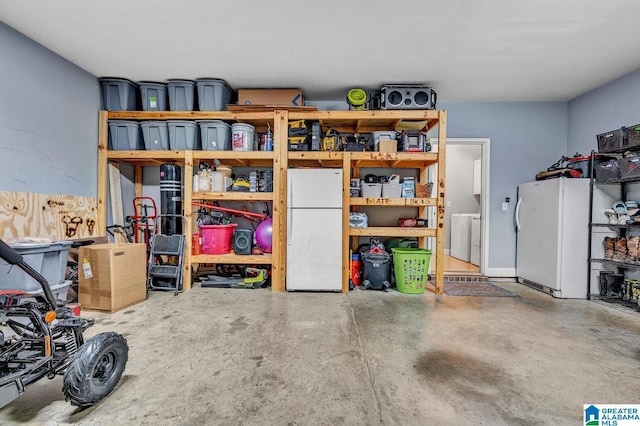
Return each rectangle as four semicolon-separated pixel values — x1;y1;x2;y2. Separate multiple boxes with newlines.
78;243;147;313
378;139;397;152
238;89;303;106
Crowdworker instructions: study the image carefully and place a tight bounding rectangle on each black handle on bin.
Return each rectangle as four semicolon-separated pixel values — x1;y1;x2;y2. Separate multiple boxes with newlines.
0;239;23;265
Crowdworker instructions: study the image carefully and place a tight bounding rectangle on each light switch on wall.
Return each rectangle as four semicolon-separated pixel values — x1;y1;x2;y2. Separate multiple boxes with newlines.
502;202;509;211
446;201;451;207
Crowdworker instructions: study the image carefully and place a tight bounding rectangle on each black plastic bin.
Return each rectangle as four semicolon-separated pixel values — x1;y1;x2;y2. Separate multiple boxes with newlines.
361;249;391;291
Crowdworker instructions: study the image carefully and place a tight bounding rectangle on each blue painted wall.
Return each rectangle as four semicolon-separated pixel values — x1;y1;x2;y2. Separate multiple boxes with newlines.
568;68;640;155
0;22;100;196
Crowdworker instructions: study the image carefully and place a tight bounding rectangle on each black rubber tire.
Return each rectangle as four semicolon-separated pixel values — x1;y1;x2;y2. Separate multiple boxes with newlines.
62;332;128;408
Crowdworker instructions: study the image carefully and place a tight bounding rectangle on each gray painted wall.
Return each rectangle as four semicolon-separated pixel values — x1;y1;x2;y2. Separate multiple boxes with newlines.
0;22;100;196
568;68;640;155
445;144;481;249
439;102;568;271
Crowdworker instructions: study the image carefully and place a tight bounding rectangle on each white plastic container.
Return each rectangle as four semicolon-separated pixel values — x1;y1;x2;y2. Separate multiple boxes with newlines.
382;183;402;198
210;171;225;192
231;123;255;151
361;183;382;198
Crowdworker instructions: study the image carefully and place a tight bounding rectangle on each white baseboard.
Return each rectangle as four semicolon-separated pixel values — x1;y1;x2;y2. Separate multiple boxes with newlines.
484;267;516;278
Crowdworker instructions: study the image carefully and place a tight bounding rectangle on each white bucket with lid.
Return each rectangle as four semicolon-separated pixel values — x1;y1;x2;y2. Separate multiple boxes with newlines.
231;123;255;151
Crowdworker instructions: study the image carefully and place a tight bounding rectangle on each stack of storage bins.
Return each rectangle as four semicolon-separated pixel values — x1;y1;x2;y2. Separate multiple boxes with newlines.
101;77;235;151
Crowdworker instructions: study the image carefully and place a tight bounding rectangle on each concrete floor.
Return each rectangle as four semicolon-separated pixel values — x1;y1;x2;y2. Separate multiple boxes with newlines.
1;281;639;425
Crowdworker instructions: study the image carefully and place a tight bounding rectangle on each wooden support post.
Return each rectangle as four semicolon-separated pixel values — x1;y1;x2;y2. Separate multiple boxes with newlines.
272;110;288;291
134;165;143;197
435;110;447;294
97;111;109;236
183;151;193;291
342;152;351;292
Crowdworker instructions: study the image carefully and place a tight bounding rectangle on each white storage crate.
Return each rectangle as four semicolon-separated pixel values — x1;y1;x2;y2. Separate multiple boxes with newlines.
382;183;402;198
361;183;382;198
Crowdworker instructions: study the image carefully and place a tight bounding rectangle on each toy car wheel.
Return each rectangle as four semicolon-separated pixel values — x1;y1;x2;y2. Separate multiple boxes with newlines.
63;332;128;408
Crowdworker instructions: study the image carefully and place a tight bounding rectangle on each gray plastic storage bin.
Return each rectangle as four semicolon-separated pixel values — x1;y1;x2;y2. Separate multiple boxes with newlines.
369;131;397;151
168;120;201;150
196;78;233;111
99;78;138;111
0;241;73;292
199;120;231;150
139;82;168;111
167;79;196;111
108;120;144;150
141;121;170;150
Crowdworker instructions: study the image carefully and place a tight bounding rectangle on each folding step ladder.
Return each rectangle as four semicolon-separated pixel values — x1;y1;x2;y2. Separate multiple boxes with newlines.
147;215;185;294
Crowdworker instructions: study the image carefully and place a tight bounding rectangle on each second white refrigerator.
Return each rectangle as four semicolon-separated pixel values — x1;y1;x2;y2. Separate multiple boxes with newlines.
515;178;616;298
286;168;343;291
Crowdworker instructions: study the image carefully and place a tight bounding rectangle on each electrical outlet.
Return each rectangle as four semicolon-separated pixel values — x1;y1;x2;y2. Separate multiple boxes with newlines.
502;202;509;211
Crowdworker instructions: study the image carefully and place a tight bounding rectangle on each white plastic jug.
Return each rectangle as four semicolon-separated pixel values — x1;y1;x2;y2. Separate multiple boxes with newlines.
210;171;225;192
198;170;211;191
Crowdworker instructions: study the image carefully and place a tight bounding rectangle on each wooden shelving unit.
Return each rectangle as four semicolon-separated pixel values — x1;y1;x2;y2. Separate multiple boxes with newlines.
97;109;446;294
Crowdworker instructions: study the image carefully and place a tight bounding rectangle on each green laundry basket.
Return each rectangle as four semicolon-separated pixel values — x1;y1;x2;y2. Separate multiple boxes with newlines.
392;248;431;294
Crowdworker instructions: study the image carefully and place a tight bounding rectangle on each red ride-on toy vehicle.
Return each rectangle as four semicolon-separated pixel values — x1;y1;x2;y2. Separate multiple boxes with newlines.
0;239;128;409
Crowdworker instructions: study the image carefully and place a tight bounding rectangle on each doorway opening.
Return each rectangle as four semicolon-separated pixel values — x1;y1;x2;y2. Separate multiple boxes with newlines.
431;138;490;277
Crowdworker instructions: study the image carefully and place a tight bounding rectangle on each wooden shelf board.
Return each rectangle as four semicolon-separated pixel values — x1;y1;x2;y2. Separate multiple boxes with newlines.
288;110;439;133
191;254;273;264
349;227;436;237
107;110;275;121
193;192;274;201
107;150;185;165
193;151;274;160
286;151;437;168
288;152;343;160
350;197;436;206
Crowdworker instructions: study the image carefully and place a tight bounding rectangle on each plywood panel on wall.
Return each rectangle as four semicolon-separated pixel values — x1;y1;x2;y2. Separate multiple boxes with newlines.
0;191;98;240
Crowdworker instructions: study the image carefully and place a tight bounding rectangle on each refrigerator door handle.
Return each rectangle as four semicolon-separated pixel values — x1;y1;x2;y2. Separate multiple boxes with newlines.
515;197;522;231
287;208;292;246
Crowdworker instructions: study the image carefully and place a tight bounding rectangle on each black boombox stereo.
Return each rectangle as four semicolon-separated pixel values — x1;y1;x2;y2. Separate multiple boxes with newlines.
380;84;437;110
233;229;254;255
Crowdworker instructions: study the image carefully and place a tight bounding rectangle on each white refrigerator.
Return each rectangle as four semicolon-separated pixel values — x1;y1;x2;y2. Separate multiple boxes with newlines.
516;178;616;299
286;168;343;291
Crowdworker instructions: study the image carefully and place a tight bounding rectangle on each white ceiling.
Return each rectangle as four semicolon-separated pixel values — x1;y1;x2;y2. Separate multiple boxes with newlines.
2;0;640;102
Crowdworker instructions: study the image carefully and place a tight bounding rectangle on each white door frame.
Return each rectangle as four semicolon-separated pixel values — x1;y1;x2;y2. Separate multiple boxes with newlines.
432;138;490;275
